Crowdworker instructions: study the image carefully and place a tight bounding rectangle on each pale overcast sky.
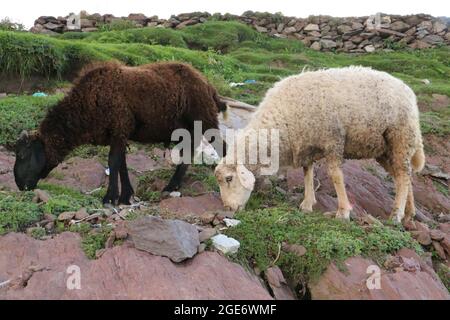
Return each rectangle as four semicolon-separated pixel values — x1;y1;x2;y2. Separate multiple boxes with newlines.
2;0;449;28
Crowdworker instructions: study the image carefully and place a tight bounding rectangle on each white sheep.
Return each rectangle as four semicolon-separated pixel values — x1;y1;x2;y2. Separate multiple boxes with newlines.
215;66;425;223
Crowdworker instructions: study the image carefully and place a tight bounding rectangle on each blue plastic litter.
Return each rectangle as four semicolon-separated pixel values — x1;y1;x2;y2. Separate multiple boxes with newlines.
244;79;257;84
32;92;47;97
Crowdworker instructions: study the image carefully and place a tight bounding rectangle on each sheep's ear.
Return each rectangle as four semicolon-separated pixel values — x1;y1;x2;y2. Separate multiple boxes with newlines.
236;164;255;190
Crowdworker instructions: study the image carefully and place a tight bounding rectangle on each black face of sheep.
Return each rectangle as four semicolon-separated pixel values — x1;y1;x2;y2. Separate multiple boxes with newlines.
14;131;48;191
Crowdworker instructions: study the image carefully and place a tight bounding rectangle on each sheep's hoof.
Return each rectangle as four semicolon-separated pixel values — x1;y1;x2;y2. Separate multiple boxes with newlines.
335;209;351;221
388;210;404;224
299;202;314;213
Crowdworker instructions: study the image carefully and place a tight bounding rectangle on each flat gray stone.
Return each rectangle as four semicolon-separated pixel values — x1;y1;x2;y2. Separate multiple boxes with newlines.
127;216;199;262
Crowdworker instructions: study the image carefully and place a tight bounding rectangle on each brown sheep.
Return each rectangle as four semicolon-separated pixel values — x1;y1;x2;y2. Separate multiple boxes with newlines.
14;61;227;205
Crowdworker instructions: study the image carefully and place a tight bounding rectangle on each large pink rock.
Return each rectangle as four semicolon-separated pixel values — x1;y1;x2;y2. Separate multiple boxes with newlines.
0;150;17;191
160;193;225;217
310;249;449;300
287;159;450;219
0;232;271;300
44;157;106;192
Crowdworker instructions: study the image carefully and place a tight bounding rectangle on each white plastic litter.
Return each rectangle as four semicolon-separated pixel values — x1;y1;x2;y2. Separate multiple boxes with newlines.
105;168;110;176
211;234;240;254
223;218;241;227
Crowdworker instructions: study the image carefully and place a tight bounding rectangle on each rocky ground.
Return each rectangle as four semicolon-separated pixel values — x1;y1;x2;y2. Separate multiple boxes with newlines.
0;107;449;300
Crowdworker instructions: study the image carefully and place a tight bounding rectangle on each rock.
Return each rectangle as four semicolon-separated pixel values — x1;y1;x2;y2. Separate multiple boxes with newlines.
409;40;431;49
0;232;271;299
310;41;321;51
211;234;240;254
33;189;50;203
176;19;198;29
126;151;159;173
44;157;106;193
320;39;337;49
43;213;56;222
423;34;444;44
283;26;296;34
114;223;128;240
390;21;411;32
411;231;432;246
74;208;89;220
337;24;352;34
432;241;447;260
441;236;450;255
310;256;450;299
281;242;307;257
105;232;116;249
198;228;217;242
159;193;224;218
417;20;433;31
304;23;320;31
57;211;75;222
265;266;296;300
433;21;447;33
364;45;376;53
223;218;241;227
127;216;199;263
255;25;268;33
198;243;206;253
430;229;445;241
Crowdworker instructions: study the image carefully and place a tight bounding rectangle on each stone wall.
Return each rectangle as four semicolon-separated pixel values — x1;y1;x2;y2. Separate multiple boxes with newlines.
31;11;450;52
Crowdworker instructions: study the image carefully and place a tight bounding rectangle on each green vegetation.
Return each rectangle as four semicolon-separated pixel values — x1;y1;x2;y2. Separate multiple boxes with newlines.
0;184;101;235
226;208;422;283
0;94;63;148
0;191;42;235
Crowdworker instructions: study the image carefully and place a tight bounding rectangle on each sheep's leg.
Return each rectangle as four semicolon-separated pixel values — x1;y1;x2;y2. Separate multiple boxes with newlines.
390;171;411;223
327;159;352;220
162;135;196;195
162;163;189;195
118;153;134;205
404;183;416;223
300;164;316;212
103;144;124;205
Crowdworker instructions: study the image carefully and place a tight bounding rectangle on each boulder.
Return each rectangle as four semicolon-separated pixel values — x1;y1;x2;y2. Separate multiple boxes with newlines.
127;216;199;263
423;34;444;45
0;232;271;299
320;39;337;49
159;193;224;218
44;157;106;193
390;21;411;32
310;254;449;300
265;266;296;300
304;23;320;31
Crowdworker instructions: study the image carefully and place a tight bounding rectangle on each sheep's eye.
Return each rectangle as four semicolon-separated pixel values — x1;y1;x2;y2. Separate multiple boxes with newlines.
225;176;233;183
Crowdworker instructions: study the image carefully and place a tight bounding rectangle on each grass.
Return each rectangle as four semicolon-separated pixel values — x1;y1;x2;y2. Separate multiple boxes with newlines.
226;207;423;284
0;183;102;235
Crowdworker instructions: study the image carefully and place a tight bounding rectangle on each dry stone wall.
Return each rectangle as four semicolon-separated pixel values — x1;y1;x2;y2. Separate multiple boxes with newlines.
31;11;450;52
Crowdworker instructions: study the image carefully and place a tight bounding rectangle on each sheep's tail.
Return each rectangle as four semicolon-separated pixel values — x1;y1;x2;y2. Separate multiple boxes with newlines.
411;138;425;173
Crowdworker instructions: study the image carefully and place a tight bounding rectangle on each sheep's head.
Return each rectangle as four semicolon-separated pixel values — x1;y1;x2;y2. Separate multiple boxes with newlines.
214;162;255;212
14;130;48;191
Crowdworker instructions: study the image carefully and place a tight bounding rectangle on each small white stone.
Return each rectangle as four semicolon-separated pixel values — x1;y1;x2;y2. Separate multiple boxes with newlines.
105;168;110;176
169;191;181;198
211;234;240;254
223;218;241;227
421;79;430;85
